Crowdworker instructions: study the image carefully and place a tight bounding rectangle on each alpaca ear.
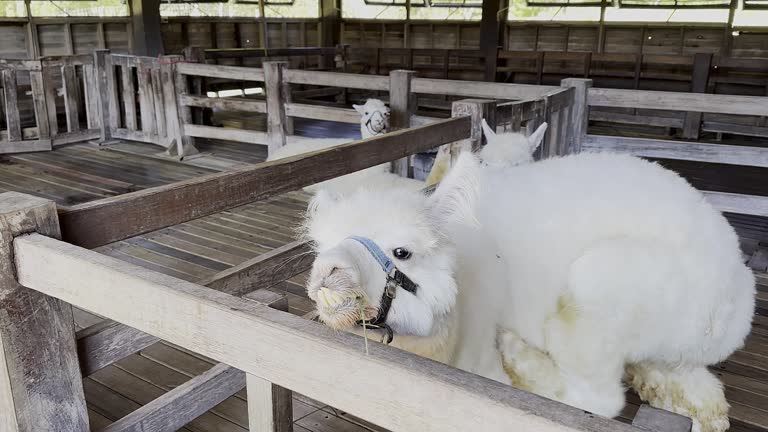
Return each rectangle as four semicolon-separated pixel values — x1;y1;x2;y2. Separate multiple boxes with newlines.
353;104;365;115
527;122;547;154
307;189;342;217
427;151;480;228
481;118;496;140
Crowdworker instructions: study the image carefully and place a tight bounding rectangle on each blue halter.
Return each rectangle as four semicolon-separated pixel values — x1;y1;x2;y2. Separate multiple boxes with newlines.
346;236;419;344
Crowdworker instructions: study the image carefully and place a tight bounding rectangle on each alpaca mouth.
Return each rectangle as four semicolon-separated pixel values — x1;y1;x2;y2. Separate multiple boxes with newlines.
314;287;378;330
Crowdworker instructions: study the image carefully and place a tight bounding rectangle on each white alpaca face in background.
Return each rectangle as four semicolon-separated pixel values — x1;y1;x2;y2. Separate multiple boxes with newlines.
302;154;481;337
478;119;548;168
354;99;390;137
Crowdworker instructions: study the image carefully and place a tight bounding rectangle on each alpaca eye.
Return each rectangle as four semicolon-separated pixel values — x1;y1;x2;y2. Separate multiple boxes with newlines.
392;248;412;260
365;112;369;115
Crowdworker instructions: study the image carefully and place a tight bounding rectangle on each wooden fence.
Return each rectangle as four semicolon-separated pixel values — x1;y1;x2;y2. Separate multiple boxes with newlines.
0;55;101;154
584;87;768;218
0;108;690;430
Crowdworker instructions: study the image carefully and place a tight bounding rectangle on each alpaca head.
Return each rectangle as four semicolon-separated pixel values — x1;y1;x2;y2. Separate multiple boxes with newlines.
302;151;481;338
353;99;390;139
478;119;548;168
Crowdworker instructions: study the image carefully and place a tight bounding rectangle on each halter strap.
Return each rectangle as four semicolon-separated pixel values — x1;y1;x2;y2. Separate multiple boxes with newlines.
346;236;419;344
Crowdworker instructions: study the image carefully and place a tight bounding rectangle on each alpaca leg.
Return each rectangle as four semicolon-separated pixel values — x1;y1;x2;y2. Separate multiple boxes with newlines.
543;313;627;418
626;364;729;432
497;327;566;400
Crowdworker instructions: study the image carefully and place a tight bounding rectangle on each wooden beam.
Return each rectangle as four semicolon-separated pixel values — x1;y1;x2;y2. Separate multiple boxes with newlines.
2;70;22;142
247;374;293;432
631;405;692;432
199;240;313;297
588;88;768;117
560;78;592;153
180;94;267;113
62;65;81;133
57;117;472;249
29;68;50;140
102;363;245;432
59;118;470;248
412;77;557;102
0;193;88;432
389;69;415;177
264;61;292;156
176;62;265;82
479;0;507;81
15;233;646;432
583;135;768;168
703;191;768;217
130;0;164;56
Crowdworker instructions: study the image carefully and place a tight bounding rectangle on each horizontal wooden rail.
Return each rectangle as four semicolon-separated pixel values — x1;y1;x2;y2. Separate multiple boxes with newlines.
180;95;268;113
59;117;471;249
583;135;768;169
412;78;557;101
588;88;768;117
205;47;338;60
183;124;269;144
702;191;768;218
284;69;389;91
76;240;311;375
285;103;361;124
15;233;644;432
176;63;266;82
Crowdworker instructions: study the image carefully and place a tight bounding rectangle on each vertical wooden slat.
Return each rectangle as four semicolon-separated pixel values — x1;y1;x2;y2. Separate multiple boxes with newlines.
2;70;22;142
42;66;59;136
83;65;100;130
64;23;74;55
169;57;199;158
97;23;106;49
264;61;292;156
121;65;137;130
137;62;157;136
62;65;81;133
150;65;166;141
682;52;713;139
29;68;51;140
246;374;293;432
94;50;117;142
0;192;89;432
560;78;592;154
389;69;415;177
182;47;206;127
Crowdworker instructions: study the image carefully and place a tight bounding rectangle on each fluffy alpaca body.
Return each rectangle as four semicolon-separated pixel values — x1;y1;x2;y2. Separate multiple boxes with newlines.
266;99;423;194
303;151;755;432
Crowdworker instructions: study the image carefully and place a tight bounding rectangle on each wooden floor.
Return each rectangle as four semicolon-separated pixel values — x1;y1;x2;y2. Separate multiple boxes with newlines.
2;116;768;431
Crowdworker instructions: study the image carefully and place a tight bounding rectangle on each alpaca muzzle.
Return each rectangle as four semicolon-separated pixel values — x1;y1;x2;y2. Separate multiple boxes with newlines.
346;236;419;344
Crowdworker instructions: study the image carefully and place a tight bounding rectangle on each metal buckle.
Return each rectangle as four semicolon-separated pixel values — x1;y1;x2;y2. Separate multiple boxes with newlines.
384;276;398;299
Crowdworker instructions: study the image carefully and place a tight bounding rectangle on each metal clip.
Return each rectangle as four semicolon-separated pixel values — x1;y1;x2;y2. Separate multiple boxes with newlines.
384;277;398;299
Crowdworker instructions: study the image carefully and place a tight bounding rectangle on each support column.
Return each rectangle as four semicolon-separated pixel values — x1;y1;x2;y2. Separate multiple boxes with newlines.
389;69;416;177
264;61;293;156
479;0;508;82
0;192;89;432
130;0;164;56
561;78;592;154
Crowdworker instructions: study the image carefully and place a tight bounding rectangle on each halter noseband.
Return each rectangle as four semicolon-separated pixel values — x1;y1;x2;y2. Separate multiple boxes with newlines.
347;236;419;344
364;111;388;136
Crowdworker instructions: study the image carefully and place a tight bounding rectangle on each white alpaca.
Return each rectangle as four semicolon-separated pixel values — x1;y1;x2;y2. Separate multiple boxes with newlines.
301;150;755;432
267;99;423;194
425;119;548;186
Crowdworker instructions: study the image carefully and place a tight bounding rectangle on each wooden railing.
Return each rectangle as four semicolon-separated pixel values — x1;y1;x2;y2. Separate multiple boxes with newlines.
1;114;689;430
584;86;768;218
0;55;101;154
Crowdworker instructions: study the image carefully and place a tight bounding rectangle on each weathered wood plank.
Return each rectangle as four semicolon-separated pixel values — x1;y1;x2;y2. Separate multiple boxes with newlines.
176;62;265;82
199;240;313;297
631;405;692;432
51;129;101;147
62;65;81;133
180;94;267;113
285;103;358;124
264;61;292;156
284;69;389;91
137;65;158;137
682;53;712;140
389;70;415;177
2;70;22;142
583;135;768;168
121;65;137;130
588;88;768;117
701;121;768;139
100;363;245;432
184;124;269;144
76;320;161;377
29;69;51;139
703;191;768;217
59;116;471;249
83;65;100;130
15;233;646;432
0;193;88;432
589;111;684;129
0;139;52;154
560;78;591;153
412;77;557;101
42;66;59;136
150;66;166;141
247;374;293;432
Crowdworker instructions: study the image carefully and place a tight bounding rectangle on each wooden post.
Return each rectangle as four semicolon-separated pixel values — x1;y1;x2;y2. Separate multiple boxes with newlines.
0;192;89;432
632;405;692;432
561;78;592;154
247;375;293;432
264;61;293;156
682;52;713;140
389;69;416;177
131;0;164;56
2;70;22;142
182;47;209;127
165;55;199;159
479;0;507;82
452;99;496;159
